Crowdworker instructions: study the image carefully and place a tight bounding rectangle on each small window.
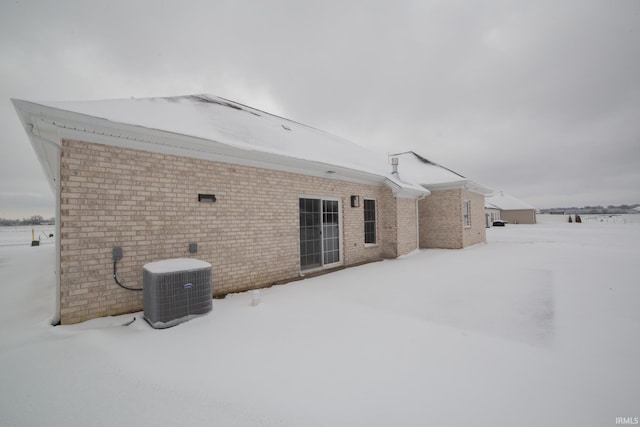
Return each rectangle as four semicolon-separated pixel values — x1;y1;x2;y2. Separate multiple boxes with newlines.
364;199;377;244
463;200;471;227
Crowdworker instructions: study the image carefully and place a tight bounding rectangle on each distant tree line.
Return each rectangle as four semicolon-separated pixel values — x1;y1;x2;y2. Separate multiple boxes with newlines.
541;204;640;215
0;215;56;226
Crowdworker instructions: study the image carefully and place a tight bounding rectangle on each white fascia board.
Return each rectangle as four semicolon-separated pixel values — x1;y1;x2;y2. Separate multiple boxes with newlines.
29;133;60;193
15;99;435;193
424;180;493;195
465;181;494;195
384;178;430;199
422;181;467;191
16;100;387;187
12;100;62;325
12;100;60;192
58;126;388;186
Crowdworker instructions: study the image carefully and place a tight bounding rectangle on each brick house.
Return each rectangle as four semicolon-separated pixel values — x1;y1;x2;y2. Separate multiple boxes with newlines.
390;152;492;248
485;202;502;227
13;95;488;325
485;191;537;224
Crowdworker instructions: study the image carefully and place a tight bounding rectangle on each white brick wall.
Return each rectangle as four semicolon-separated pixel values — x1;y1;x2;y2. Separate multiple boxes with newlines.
418;189;486;249
462;189;487;247
419;189;463;249
59;139;417;324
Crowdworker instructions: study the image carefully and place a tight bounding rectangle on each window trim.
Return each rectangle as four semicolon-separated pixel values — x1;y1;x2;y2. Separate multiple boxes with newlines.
363;198;378;246
298;195;343;272
463;200;471;228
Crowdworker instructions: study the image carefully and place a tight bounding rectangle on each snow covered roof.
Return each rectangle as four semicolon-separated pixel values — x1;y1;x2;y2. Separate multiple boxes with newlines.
486;192;536;210
390;151;492;195
12;94;427;198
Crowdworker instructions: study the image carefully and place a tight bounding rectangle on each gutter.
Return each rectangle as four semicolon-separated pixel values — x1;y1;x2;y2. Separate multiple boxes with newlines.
423;179;493;195
384;176;430;199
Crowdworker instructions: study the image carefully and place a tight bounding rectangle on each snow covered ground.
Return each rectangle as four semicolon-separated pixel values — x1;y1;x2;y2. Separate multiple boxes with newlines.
1;215;638;426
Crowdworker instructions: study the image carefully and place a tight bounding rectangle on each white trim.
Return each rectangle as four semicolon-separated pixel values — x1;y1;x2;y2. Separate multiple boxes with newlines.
384;177;430;198
326;198;343;269
424;180;493;195
58;127;386;187
53;147;61;325
298;196;343;272
463;199;471;228
363;197;377;245
12;99;430;195
25;131;62;324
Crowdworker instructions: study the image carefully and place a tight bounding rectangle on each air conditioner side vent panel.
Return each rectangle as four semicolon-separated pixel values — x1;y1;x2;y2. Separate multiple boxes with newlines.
143;258;212;329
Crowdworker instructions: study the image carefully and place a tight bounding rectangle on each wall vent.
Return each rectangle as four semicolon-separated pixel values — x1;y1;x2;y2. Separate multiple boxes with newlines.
143;258;212;329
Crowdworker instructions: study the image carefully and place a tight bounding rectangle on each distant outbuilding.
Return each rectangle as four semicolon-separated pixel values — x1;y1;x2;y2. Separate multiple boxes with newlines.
485;191;537;224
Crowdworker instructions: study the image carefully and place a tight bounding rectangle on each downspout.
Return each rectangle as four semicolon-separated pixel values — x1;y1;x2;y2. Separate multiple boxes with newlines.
387;156;429;252
416;198;420;251
54;153;61;325
28;126;62;325
416;193;428;250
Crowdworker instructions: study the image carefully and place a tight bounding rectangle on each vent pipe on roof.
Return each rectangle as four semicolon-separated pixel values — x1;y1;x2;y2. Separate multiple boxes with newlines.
391;157;399;175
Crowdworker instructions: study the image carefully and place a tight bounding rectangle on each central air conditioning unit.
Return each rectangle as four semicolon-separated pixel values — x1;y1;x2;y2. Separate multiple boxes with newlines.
143;258;213;329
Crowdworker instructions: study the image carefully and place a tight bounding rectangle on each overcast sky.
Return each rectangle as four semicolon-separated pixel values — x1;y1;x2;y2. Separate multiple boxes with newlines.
1;0;639;218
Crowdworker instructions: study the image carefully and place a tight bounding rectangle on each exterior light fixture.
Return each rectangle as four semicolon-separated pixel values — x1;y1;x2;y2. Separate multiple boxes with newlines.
351;195;360;208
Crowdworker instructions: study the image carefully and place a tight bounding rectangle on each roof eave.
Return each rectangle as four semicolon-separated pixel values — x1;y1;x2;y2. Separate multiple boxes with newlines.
12;99;395;189
385;177;431;199
11;99;61;193
422;179;492;195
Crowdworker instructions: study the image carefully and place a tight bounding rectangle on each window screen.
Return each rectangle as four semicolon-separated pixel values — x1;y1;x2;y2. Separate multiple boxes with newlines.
364;199;376;244
463;200;471;227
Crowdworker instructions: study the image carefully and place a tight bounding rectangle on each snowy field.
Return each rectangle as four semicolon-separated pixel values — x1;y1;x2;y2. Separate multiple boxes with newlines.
1;215;639;426
0;224;56;247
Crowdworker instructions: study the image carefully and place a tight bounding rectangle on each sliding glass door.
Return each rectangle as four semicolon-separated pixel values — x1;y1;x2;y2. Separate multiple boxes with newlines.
299;198;341;270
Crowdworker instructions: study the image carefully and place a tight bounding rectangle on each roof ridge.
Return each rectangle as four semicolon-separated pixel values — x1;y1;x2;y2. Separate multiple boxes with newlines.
391;151;467;179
